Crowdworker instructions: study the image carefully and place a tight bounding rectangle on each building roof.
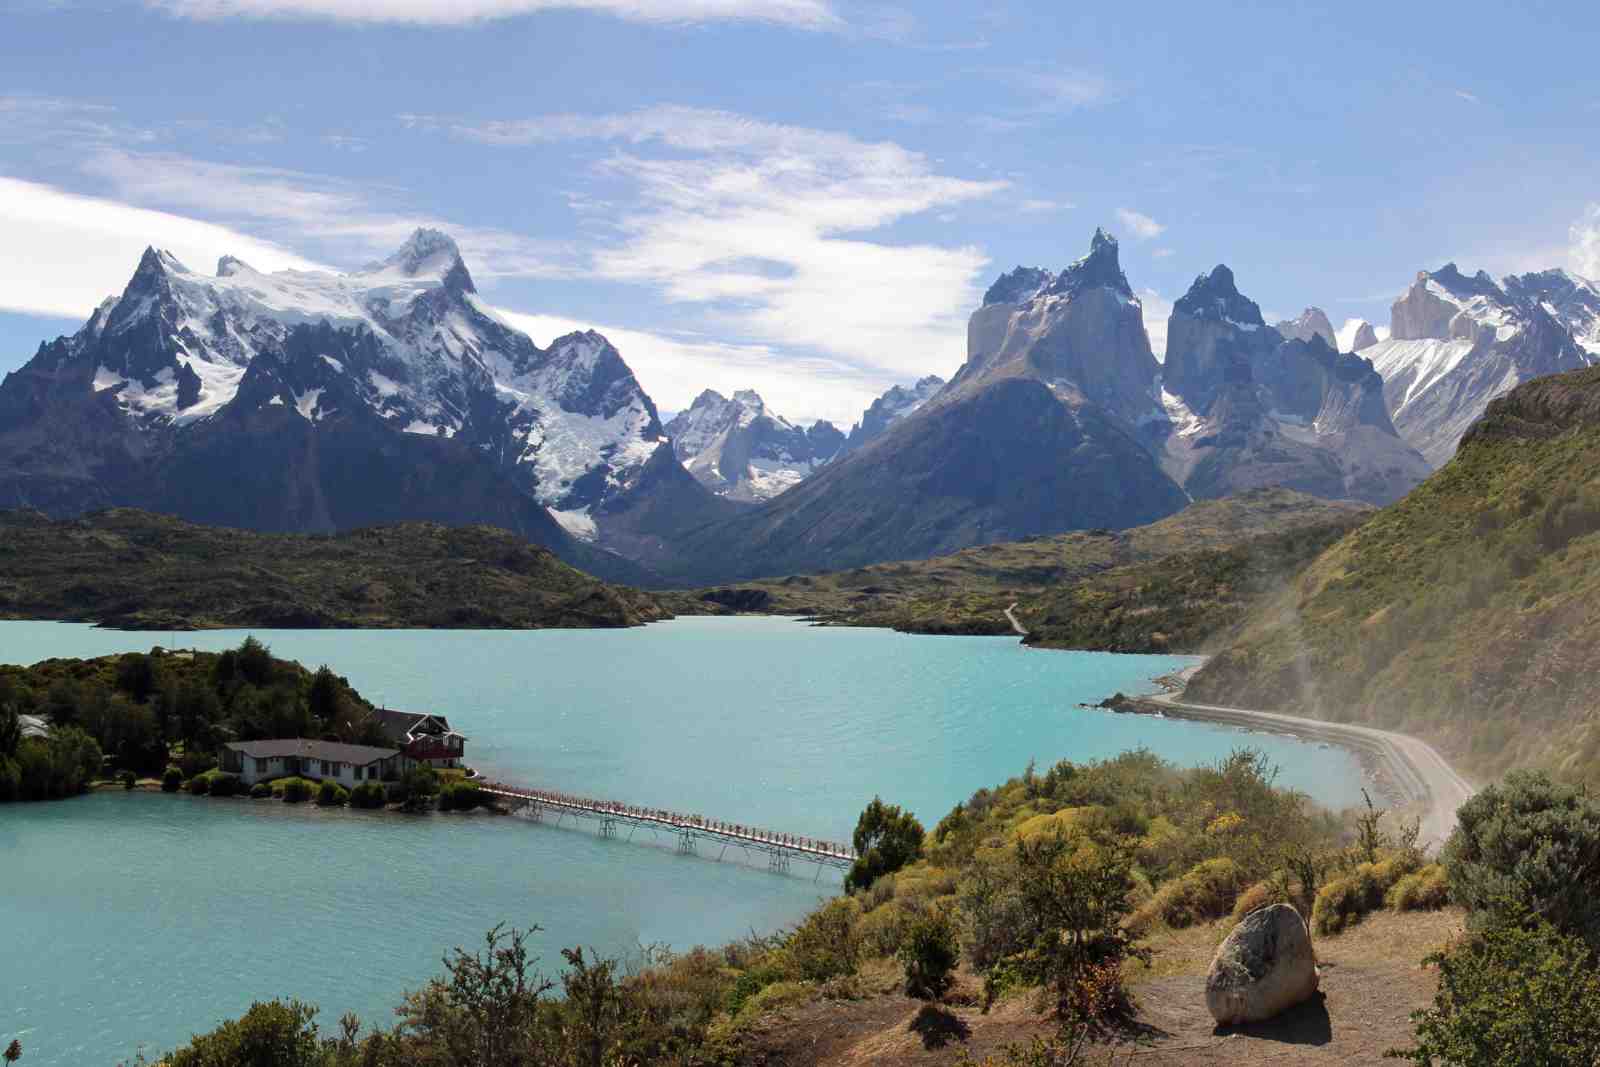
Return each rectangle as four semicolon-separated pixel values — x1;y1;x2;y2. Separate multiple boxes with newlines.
371;708;464;743
225;738;399;764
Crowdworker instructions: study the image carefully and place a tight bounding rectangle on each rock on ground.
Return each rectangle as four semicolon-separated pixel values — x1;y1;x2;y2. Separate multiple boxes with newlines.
1205;903;1319;1025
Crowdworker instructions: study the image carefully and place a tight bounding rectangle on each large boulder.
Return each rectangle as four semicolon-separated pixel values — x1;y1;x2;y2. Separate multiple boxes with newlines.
1205;903;1319;1025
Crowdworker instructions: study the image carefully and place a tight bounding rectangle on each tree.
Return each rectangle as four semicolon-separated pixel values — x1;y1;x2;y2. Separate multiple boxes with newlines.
898;907;960;1001
560;947;627;1067
995;831;1146;1025
165;999;323;1067
1391;907;1600;1066
0;706;19;760
115;653;162;704
396;924;553;1067
3;1038;20;1063
235;637;276;688
308;667;343;726
1442;770;1600;948
846;796;925;892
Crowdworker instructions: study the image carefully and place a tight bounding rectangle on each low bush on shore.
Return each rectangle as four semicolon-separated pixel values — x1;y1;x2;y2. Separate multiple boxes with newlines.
348;781;387;809
316;780;349;807
276;777;315;803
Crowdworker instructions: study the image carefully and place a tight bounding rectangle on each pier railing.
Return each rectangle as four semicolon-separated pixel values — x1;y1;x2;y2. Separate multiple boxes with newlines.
480;782;857;878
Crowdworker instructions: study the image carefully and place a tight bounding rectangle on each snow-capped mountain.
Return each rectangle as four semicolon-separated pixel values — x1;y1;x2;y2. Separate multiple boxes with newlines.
1156;267;1429;505
1505;269;1600;359
665;389;844;502
1274;307;1339;348
838;375;945;454
1361;265;1592;466
0;229;706;576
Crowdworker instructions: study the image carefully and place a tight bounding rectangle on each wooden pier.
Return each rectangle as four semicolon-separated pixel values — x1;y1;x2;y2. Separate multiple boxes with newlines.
480;782;857;879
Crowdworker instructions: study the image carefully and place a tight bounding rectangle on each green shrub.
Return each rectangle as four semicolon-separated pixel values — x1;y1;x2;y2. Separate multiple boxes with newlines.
438;780;482;811
1390;908;1600;1065
1312;857;1415;934
1387;864;1450;911
1442;770;1600;947
161;766;183;792
1131;857;1245;931
897;907;960;1000
1230;879;1293;925
120;768;137;790
208;774;240;798
249;782;272;799
277;777;313;803
315;780;348;807
781;898;860;983
187;774;210;796
348;781;387;809
165;998;322;1067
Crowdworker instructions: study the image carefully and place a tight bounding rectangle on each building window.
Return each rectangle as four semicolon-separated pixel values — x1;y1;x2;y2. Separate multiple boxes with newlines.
255;758;268;773
354;766;363;780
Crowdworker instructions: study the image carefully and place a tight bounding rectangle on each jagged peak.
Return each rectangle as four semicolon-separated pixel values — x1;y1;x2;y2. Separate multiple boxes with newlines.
1174;264;1264;327
216;255;254;277
1049;227;1131;298
377;228;474;293
688;388;730;409
983;265;1052;307
133;246;187;278
731;389;766;411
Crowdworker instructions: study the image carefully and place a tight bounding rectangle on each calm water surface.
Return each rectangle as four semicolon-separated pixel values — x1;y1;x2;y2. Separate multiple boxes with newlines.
1;617;1366;1064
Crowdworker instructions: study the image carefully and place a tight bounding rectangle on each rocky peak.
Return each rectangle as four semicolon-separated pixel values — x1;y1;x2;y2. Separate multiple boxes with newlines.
983;266;1052;307
1274;307;1337;347
841;375;946;453
731;389;766;412
1350;321;1380;350
1047;227;1132;299
1174;265;1265;329
216;255;254;278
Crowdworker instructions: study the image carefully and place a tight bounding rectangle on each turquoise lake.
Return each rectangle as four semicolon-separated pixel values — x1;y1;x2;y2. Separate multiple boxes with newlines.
1;617;1367;1064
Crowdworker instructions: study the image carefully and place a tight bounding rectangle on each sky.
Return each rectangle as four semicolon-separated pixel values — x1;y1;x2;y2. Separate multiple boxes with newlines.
1;0;1598;427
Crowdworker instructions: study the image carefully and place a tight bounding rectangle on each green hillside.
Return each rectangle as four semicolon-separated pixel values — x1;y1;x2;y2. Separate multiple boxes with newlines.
1190;366;1600;785
0;509;679;631
697;489;1371;644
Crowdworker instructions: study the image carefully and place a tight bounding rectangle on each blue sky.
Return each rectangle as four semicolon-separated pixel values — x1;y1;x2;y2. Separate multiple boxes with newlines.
2;0;1597;425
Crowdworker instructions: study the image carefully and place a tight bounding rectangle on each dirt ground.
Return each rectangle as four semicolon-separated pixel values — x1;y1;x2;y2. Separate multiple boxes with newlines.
740;909;1466;1066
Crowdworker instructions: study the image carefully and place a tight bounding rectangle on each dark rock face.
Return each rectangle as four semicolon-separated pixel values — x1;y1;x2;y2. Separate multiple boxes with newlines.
1350;321;1381;351
0;230;702;583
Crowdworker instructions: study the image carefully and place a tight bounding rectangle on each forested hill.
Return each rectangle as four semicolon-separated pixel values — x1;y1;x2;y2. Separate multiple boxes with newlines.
1189;364;1600;786
0;509;681;631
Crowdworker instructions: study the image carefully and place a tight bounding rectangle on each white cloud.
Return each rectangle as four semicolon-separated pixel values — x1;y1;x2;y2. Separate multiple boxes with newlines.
1115;207;1165;241
148;0;839;26
1454;89;1480;104
1151;247;1174;259
1018;198;1073;214
1011;69;1114;110
0;176;323;318
417;105;1005;384
1137;288;1172;360
1572;203;1600;280
76;148;578;279
1336;317;1390;351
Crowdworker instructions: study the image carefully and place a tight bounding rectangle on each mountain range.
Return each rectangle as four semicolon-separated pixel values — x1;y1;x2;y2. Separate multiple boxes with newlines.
2;226;1596;587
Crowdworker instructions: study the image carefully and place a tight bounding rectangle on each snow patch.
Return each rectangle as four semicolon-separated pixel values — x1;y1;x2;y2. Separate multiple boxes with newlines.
551;507;599;541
